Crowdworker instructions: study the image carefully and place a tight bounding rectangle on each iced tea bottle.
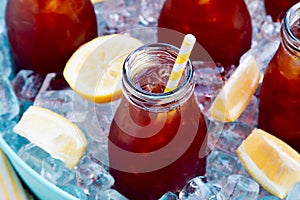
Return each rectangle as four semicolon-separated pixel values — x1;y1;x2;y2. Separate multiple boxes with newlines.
108;43;208;199
5;0;97;77
264;0;299;22
157;0;252;69
258;2;300;153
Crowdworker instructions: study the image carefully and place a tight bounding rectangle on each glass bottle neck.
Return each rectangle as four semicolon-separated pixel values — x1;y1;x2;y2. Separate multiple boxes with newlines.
281;2;300;56
122;43;194;113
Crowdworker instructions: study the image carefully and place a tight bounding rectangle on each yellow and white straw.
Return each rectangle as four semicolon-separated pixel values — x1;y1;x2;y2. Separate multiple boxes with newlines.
0;150;28;200
164;34;196;93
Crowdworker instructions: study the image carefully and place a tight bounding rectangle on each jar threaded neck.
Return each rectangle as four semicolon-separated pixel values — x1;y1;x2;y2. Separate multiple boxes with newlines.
282;2;300;54
122;43;194;112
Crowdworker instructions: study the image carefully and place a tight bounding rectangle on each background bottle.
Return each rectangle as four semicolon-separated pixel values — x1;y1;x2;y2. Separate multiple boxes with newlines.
5;0;98;77
157;0;252;69
258;2;300;153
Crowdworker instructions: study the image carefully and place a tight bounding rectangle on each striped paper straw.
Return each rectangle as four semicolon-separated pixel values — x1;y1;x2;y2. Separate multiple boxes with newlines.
164;34;196;93
0;150;28;200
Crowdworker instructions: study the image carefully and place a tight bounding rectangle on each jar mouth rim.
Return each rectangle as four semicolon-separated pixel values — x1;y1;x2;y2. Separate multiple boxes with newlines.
123;43;193;99
284;2;300;46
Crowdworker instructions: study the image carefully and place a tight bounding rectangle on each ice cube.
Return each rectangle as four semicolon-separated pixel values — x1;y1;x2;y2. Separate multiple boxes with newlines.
0;31;14;79
0;75;20;120
179;176;217;200
208;122;252;155
81;100;119;142
258;186;275;198
12;70;43;113
41;158;73;185
1;120;29;152
0;120;15;138
12;70;43;102
236;96;259;126
59;185;88;200
139;0;165;26
75;154;114;197
217;174;260;200
260;16;281;42
95;189;128;200
206;150;239;187
102;0;136;34
92;2;110;36
232;159;251;178
193;61;224;115
258;196;280;200
159;191;179;200
34;73;88;123
244;0;267;45
17;144;71;185
94;100;120;136
127;26;159;44
87;140;109;170
0;0;7;19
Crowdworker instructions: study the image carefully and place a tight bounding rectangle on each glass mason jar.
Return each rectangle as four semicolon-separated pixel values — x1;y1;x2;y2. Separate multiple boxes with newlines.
157;0;252;69
5;0;98;77
108;43;208;199
258;2;300;153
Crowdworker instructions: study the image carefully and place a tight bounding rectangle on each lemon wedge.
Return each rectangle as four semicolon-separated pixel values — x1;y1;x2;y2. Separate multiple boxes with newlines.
13;106;87;169
63;34;143;103
209;55;261;122
237;128;300;198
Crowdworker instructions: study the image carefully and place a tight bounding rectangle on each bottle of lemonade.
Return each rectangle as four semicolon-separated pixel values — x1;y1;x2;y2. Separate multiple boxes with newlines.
258;2;300;153
5;0;97;77
264;0;299;22
157;0;252;69
108;43;208;199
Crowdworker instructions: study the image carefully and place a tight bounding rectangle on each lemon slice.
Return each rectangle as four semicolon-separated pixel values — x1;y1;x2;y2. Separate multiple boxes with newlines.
237;129;300;199
209;55;261;122
63;34;143;103
13;106;87;169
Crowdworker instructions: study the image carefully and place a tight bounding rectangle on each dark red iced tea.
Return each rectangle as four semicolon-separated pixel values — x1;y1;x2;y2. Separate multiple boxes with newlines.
5;0;97;77
109;81;207;199
258;17;300;152
158;0;252;68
